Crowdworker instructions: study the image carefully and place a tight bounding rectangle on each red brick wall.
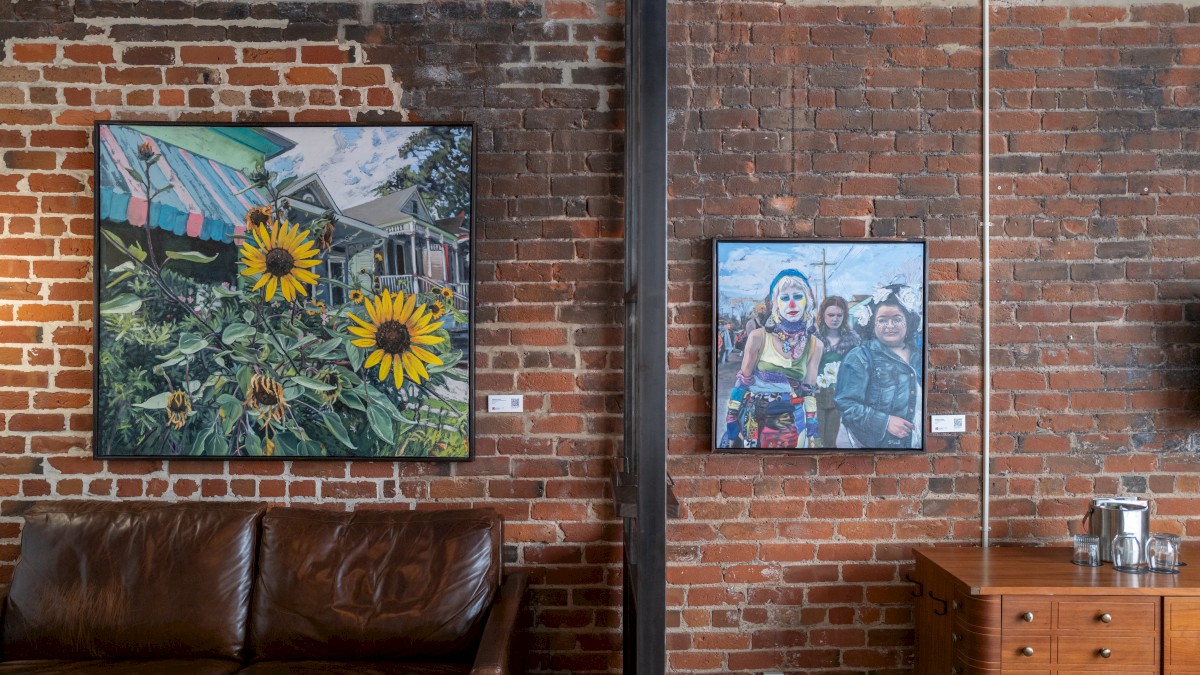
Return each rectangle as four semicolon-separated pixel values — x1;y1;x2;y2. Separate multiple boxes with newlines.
5;1;1200;673
0;1;623;672
667;2;1200;673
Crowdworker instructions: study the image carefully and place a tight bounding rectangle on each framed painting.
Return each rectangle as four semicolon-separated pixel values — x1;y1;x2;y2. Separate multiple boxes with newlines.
93;122;474;460
713;238;926;453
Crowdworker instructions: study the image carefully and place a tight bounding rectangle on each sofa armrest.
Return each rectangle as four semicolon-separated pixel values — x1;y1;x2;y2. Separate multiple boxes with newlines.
470;572;529;675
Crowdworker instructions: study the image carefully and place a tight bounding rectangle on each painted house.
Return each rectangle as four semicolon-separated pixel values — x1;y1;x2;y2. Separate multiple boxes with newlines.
342;186;470;312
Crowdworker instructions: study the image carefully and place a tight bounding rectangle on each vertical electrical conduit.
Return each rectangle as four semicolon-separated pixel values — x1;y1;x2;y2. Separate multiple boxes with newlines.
981;0;992;548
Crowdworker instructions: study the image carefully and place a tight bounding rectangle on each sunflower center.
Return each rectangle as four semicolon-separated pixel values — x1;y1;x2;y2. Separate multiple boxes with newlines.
264;248;295;277
375;320;411;355
253;384;280;406
167;392;189;414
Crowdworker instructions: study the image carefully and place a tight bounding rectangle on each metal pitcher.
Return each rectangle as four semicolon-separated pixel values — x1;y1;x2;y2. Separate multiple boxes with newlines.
1083;497;1149;562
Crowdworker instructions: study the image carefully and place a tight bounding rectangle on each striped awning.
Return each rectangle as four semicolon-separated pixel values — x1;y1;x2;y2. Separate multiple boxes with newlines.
97;125;270;244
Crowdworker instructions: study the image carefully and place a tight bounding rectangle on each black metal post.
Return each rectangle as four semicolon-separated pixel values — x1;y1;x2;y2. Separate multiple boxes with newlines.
620;0;667;670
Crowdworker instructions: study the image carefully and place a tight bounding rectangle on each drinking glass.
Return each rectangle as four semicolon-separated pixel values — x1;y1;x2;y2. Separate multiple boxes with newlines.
1072;534;1101;567
1112;533;1147;574
1147;533;1181;574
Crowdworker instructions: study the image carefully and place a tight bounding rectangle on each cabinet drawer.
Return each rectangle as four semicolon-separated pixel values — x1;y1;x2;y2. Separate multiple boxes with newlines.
1055;634;1157;666
1000;596;1051;631
1056;597;1157;631
1000;634;1050;665
1166;632;1200;666
1167;597;1200;632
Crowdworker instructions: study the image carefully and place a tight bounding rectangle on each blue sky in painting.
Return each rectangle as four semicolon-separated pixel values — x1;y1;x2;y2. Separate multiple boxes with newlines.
265;126;420;209
716;241;924;316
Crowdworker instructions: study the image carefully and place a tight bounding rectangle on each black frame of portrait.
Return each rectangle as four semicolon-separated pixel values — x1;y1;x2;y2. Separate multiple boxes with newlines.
712;238;928;454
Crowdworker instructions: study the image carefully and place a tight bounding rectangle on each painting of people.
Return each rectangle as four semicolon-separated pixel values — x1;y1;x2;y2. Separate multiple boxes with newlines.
713;239;926;453
94;122;474;459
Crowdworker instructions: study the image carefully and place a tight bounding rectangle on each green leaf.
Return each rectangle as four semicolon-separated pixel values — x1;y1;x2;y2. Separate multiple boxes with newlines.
125;167;145;184
322;414;356;449
307;338;342;360
128;241;147;262
367;404;394;443
105;270;135;289
292;375;335;392
346;341;365;372
178;333;210;355
151;185;173;199
221;323;256;343
244;430;263;456
190;427;213;456
133;392;172;409
340;390;366;412
217;395;243;435
236;367;254;396
100;293;142;315
165;250;218;264
213;285;240;298
208;433;229;456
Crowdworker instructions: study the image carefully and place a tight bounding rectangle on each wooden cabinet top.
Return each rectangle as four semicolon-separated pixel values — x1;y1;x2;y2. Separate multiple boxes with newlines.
915;545;1200;597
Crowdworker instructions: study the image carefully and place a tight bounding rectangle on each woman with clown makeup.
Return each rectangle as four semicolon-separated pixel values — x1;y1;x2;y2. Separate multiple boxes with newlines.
719;269;824;449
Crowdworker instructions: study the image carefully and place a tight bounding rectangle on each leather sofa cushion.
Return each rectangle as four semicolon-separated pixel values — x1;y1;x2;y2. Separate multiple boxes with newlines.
238;662;471;675
1;502;264;661
250;508;501;661
0;660;242;675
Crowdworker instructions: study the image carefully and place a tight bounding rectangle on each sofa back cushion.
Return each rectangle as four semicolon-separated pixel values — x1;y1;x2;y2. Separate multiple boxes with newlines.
249;507;501;661
2;501;265;660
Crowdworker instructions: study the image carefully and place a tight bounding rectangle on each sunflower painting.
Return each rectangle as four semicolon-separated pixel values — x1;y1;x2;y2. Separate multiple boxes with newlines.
94;122;475;460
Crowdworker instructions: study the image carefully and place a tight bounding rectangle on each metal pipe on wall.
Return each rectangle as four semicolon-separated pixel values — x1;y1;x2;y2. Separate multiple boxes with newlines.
981;0;992;548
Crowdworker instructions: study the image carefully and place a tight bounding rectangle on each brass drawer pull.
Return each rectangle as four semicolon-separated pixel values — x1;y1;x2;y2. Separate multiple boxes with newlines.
1099;647;1112;658
1021;611;1034;622
1099;612;1112;623
1021;646;1034;657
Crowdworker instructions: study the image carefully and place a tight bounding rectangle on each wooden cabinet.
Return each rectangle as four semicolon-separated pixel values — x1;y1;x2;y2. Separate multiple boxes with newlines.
914;546;1200;674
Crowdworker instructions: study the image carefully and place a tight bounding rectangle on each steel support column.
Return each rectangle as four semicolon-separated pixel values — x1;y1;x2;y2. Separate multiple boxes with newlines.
619;0;667;670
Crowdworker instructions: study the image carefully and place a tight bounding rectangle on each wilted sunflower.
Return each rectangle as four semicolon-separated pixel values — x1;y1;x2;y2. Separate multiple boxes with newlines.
165;390;191;429
244;374;288;426
240;220;321;302
317;369;342;404
347;290;445;388
349;289;365;304
245;205;272;231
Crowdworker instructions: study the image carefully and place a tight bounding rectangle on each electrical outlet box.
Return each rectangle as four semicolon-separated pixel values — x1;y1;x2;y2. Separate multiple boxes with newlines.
931;414;966;433
763;671;786;675
488;395;523;413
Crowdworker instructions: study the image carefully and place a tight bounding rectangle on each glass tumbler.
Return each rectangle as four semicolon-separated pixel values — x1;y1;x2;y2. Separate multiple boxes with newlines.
1112;533;1147;574
1147;533;1181;574
1072;534;1101;566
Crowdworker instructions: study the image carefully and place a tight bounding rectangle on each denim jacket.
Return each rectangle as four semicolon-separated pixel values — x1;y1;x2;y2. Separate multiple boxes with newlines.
833;338;922;448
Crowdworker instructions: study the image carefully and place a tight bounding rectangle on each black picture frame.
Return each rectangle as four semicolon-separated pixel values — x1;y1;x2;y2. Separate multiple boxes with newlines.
93;121;475;460
713;238;927;453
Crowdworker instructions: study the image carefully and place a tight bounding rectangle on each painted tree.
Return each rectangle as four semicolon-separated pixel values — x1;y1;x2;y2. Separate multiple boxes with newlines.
375;126;472;223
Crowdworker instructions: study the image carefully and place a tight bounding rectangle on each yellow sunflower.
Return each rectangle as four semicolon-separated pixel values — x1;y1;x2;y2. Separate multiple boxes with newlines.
347;289;446;387
239;220;321;302
428;299;446;320
349;289;365;304
438;286;454;301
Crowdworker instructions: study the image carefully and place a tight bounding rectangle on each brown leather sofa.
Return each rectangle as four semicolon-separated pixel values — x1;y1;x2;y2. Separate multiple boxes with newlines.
0;502;527;675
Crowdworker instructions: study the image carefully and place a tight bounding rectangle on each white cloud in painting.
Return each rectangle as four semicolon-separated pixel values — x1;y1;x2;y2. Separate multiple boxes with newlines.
265;126;420;209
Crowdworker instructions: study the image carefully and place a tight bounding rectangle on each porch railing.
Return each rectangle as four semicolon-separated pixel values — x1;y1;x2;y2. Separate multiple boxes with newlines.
375;275;469;312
